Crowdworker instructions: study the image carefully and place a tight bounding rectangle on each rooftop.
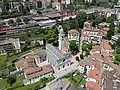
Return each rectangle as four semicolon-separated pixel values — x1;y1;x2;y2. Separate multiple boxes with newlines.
88;69;100;80
68;29;79;33
102;27;110;32
79;54;102;71
103;40;112;50
46;44;64;60
91;45;101;52
86;81;100;90
25;65;53;79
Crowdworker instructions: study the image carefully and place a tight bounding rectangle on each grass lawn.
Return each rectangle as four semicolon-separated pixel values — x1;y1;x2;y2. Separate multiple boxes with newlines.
12;80;45;90
0;78;9;88
0;55;7;63
0;76;24;89
11;76;54;90
0;46;41;70
67;72;86;86
0;55;7;69
7;46;41;61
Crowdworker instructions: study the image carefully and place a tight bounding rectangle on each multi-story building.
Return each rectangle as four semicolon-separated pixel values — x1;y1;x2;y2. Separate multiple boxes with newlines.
23;0;45;10
0;0;9;12
78;54;102;90
0;38;21;55
23;53;53;85
84;0;93;3
82;21;103;44
68;29;80;43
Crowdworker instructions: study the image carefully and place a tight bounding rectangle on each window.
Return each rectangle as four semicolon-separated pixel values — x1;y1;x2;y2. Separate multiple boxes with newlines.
63;59;65;62
37;1;42;8
63;65;65;68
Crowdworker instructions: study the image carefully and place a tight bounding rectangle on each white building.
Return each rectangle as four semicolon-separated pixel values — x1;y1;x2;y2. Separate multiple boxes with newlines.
68;29;79;42
84;0;93;3
82;21;103;44
0;38;21;55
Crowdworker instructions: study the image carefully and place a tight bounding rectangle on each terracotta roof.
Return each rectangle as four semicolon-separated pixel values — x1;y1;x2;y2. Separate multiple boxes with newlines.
86;81;100;90
92;45;101;52
24;65;53;79
103;40;112;50
79;54;102;71
88;69;100;80
102;27;110;32
68;29;78;33
23;56;37;69
84;27;101;32
82;34;88;37
15;59;24;68
101;52;113;61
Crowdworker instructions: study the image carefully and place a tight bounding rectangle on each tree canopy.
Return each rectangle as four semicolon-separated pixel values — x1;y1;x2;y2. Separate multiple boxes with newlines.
8;19;14;25
6;76;16;86
107;22;115;40
69;40;79;54
115;54;120;62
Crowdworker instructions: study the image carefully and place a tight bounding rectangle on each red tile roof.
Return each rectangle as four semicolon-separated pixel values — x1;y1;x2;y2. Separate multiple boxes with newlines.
92;45;101;52
102;27;110;32
24;65;53;79
86;81;100;90
103;40;112;50
88;69;100;80
68;29;78;33
101;52;113;61
82;34;88;37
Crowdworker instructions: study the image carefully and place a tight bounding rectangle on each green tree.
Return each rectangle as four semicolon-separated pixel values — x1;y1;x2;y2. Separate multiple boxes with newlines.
87;43;93;50
115;54;120;62
76;56;80;61
8;19;14;25
0;73;7;79
35;42;40;47
107;22;115;40
80;54;84;59
16;18;21;24
85;51;90;57
106;16;116;23
6;76;16;86
82;43;87;51
107;22;115;39
23;17;30;24
76;12;87;29
116;47;120;54
45;29;58;44
69;40;79;54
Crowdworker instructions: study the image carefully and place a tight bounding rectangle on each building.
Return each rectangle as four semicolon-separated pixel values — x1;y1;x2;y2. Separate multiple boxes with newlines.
16;50;54;85
0;38;21;55
111;35;120;44
68;29;80;43
82;21;103;44
96;0;108;2
102;40;113;54
20;37;44;45
90;39;113;61
91;45;101;54
46;44;72;72
46;26;75;77
84;0;93;3
78;54;102;90
23;0;45;11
